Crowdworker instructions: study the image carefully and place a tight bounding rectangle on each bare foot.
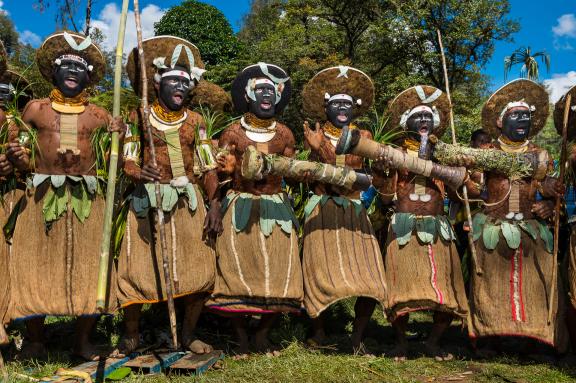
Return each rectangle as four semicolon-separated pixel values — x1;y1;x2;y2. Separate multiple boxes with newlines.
232;352;249;360
110;335;139;358
73;342;102;361
424;342;453;361
387;343;408;362
17;341;46;360
186;338;214;355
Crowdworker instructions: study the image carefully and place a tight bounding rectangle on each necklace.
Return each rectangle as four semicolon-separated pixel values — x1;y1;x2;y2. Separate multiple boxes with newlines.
241;113;277;133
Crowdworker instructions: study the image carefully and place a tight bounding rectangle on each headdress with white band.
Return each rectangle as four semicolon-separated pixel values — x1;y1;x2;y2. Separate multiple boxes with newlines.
398;85;443;128
498;100;535;120
54;32;95;71
153;43;206;84
245;62;290;105
324;93;362;106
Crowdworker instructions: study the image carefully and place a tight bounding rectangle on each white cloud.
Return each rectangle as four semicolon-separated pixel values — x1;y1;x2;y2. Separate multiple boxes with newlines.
90;3;166;52
18;30;41;47
0;0;7;15
544;71;576;103
552;14;576;38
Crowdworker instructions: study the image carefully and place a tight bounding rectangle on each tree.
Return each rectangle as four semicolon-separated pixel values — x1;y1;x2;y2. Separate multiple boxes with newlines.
504;46;550;81
33;0;93;34
0;13;19;55
154;0;242;66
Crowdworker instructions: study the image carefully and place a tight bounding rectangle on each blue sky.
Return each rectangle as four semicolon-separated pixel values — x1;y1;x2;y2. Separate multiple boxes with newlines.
1;0;575;101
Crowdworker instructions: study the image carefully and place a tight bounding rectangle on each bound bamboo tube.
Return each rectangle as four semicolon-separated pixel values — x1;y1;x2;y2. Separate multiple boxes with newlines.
241;145;372;191
335;126;467;191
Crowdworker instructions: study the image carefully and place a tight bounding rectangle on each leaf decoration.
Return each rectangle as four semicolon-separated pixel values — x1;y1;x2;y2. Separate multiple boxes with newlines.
391;213;415;246
472;213;487;241
352;199;363;217
482;222;501;250
437;215;454;241
42;184;68;224
184;183;198;212
50;175;66;188
32;174;50;188
538;221;554;253
518;220;538;240
259;195;275;237
82;175;98;194
131;185;150;218
232;195;252;233
161;186;178;212
304;194;322;219
70;182;91;223
416;216;437;244
501;221;521;249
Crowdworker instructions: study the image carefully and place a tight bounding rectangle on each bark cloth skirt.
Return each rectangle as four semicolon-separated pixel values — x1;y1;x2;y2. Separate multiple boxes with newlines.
302;195;387;318
206;191;303;314
117;182;215;307
384;213;469;322
469;213;567;350
7;176;116;320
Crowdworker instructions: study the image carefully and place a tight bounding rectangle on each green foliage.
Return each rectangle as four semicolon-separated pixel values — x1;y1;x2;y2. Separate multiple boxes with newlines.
504;46;550;81
154;0;242;66
90;88;141;117
0;12;19;55
532;113;561;160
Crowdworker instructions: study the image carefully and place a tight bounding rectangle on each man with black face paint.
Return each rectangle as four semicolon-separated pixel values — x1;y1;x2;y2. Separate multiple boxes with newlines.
463;79;568;356
4;31;125;360
375;86;469;361
301;66;387;355
113;36;221;356
207;63;303;356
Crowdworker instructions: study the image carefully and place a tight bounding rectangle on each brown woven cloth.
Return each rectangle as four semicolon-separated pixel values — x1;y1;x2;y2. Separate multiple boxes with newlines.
302;200;387;318
207;195;303;314
7;185;116;320
384;227;468;321
0;189;22;343
117;190;215;307
469;230;568;351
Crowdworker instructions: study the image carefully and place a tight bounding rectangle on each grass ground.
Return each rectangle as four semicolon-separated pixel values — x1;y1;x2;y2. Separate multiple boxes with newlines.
3;299;576;382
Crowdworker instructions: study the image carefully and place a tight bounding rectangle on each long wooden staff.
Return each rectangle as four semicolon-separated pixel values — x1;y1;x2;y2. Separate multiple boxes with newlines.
133;0;178;349
437;30;482;276
548;93;572;324
95;0;129;311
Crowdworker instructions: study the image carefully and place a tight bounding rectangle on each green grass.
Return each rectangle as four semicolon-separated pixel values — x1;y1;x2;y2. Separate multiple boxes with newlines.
3;301;576;382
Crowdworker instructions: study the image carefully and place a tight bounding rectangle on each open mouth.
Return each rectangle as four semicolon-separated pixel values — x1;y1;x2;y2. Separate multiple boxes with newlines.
337;114;348;122
419;127;429;134
260;101;271;110
172;93;184;105
515;128;526;134
64;77;78;88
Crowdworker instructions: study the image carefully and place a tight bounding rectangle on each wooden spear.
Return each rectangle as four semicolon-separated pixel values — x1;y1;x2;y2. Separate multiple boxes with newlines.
95;0;129;311
133;0;179;349
549;93;572;324
436;29;482;275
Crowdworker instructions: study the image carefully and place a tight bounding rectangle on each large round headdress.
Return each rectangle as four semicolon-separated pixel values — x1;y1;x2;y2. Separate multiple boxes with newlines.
482;79;549;139
36;31;105;85
302;66;374;122
553;84;576;141
126;35;205;101
189;80;232;113
231;62;291;114
387;85;450;138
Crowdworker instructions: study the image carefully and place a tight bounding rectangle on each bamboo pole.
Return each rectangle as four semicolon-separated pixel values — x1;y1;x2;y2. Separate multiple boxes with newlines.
133;0;179;349
437;29;482;275
549;93;571;324
95;0;129;311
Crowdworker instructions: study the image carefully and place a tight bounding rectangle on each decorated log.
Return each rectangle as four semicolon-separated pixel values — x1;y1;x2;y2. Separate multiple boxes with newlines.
429;135;549;180
335;126;467;190
241;145;372;191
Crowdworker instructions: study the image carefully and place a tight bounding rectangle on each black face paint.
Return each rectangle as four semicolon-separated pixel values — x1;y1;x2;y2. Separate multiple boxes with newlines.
406;110;434;142
158;73;191;112
53;59;90;97
248;82;276;119
325;97;353;128
501;107;531;142
0;83;14;105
